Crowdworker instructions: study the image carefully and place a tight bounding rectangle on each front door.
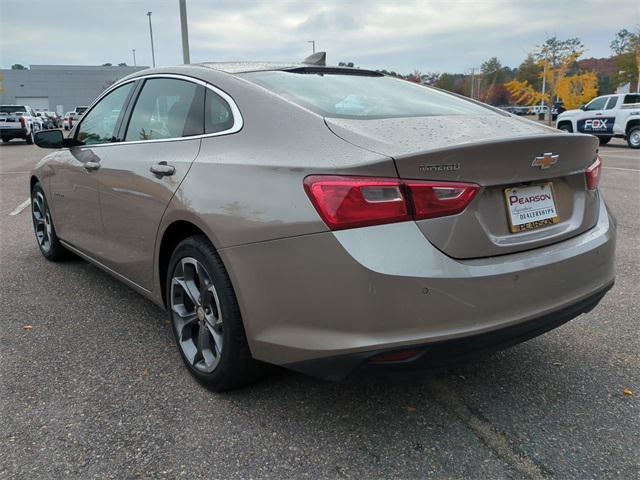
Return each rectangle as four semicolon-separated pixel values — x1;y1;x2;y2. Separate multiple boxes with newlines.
94;77;205;290
49;82;135;254
576;95;614;135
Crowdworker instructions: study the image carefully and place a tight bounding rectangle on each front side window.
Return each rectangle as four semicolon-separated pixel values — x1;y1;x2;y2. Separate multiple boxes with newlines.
242;71;494;119
125;78;202;141
605;96;618;110
76;83;134;145
584;96;607;111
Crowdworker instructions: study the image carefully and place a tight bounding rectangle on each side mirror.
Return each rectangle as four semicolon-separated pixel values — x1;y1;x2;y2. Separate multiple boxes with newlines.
580;105;586;110
34;130;81;148
34;130;64;148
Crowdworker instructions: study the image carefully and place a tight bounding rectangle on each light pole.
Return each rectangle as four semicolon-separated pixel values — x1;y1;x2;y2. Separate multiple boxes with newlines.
147;11;156;68
179;0;190;64
132;49;137;66
307;40;315;54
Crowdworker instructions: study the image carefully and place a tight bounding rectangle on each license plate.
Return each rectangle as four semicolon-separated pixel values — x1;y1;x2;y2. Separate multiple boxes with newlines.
504;183;560;233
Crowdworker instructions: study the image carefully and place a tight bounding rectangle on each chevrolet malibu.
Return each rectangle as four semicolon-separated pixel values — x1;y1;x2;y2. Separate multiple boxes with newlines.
30;57;616;391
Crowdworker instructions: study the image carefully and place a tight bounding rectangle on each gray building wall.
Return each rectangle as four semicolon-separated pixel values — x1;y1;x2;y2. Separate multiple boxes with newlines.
0;65;148;114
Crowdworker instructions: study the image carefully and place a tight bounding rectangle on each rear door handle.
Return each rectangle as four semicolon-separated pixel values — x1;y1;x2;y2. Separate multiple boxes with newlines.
84;161;100;171
150;161;175;177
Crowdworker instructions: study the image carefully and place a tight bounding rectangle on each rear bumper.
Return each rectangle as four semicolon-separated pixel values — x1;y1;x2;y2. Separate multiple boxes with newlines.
0;127;27;139
221;194;616;374
285;281;613;381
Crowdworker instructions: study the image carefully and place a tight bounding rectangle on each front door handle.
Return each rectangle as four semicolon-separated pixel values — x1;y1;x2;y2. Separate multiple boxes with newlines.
150;161;176;177
84;161;100;171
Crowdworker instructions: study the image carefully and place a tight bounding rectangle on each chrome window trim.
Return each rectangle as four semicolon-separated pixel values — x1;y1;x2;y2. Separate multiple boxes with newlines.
74;73;243;149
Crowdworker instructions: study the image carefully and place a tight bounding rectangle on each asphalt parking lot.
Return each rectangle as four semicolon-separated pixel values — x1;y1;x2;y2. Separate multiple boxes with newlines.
0;138;638;479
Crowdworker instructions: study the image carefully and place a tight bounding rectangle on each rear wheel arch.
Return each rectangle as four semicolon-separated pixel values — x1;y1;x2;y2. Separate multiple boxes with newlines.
30;175;39;192
626;119;640;136
158;220;215;308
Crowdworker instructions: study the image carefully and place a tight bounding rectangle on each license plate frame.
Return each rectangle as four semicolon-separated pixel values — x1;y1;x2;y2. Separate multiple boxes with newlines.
504;182;560;233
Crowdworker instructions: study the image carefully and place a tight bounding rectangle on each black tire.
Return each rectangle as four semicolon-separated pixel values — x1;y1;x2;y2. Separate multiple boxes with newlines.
598;136;612;146
558;123;573;133
166;235;261;391
1;137;9;143
31;183;68;261
627;126;640;149
25;131;34;145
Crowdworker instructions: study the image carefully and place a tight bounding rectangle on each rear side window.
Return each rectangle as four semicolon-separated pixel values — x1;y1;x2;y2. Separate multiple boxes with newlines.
205;89;234;134
242;71;493;119
0;106;27;114
605;96;618;110
125;78;203;141
623;94;640;104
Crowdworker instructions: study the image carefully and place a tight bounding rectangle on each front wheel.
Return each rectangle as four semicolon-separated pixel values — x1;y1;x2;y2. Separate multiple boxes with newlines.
599;136;612;146
31;183;68;261
558;123;573;133
628;126;640;149
167;235;261;391
25;131;34;144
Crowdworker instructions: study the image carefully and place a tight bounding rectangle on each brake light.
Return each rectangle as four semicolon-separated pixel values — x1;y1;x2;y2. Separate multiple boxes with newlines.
585;156;602;190
19;116;26;128
304;175;480;230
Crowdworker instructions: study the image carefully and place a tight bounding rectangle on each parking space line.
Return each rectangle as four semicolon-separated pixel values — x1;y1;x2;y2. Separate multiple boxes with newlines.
600;153;640;160
9;199;30;216
0;170;32;175
603;166;640;172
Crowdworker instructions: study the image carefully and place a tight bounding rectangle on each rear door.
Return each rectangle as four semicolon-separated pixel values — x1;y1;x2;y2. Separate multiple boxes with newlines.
94;76;205;290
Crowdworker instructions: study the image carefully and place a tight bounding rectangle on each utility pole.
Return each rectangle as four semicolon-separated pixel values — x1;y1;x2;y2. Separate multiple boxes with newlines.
147;11;156;68
179;0;190;64
132;49;137;66
307;40;315;54
470;68;475;99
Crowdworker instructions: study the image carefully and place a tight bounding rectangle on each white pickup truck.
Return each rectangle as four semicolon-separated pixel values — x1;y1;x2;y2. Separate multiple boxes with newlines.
556;93;640;148
0;105;42;144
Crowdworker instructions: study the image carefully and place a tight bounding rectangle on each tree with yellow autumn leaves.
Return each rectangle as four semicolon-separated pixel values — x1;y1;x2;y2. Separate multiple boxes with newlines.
506;37;598;124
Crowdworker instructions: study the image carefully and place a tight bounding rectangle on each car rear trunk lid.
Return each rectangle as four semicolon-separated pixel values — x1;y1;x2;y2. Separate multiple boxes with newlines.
326;115;600;259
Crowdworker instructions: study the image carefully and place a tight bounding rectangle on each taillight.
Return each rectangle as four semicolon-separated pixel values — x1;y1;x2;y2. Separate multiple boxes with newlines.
304;175;479;230
303;176;410;230
406;181;480;219
19;116;26;128
585;156;602;190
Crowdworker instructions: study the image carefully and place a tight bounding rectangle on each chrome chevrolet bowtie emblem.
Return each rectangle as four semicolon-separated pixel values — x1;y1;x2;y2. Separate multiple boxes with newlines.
532;153;559;170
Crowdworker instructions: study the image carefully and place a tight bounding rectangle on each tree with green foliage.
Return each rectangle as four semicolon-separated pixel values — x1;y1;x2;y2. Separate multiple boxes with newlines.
610;27;640;90
516;54;542;91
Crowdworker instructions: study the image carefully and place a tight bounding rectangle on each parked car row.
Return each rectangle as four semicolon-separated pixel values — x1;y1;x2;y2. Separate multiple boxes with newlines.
0;104;88;143
499;102;566;119
35;111;62;129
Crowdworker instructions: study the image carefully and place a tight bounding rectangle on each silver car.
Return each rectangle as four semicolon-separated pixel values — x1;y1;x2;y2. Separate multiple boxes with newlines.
31;57;615;390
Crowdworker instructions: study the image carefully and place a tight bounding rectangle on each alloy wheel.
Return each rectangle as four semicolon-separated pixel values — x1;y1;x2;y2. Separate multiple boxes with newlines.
32;192;52;254
170;257;224;373
630;130;640;148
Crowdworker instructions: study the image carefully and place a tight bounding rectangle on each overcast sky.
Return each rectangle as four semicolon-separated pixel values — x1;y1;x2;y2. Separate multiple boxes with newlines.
1;0;638;73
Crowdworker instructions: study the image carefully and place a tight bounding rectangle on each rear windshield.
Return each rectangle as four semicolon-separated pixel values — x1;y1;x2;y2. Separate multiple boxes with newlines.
242;71;494;119
0;106;27;114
